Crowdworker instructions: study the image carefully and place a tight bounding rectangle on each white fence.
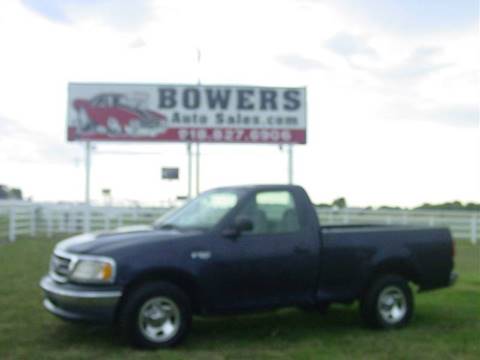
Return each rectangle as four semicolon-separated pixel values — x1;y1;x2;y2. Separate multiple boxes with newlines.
0;202;478;244
0;202;170;243
316;208;478;244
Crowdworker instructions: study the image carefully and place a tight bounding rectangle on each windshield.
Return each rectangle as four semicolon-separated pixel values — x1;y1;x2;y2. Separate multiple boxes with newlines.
115;95;146;110
154;190;240;231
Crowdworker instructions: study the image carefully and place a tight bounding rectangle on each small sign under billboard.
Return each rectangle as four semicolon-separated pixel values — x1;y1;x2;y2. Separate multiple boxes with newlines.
162;167;179;180
67;83;306;144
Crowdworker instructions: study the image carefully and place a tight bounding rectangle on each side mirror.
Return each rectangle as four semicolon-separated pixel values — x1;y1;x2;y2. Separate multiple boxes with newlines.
222;216;253;238
235;216;254;232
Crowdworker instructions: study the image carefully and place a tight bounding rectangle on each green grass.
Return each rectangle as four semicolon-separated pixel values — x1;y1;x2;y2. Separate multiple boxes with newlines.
0;237;478;359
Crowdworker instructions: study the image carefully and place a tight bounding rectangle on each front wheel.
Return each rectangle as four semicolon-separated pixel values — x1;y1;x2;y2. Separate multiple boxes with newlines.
119;282;192;349
360;274;413;329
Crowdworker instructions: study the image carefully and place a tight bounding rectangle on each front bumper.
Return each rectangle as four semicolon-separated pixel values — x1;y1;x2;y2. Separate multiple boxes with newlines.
40;276;122;323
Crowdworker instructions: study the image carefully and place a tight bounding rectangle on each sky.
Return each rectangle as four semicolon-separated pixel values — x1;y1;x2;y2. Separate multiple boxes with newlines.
0;0;479;207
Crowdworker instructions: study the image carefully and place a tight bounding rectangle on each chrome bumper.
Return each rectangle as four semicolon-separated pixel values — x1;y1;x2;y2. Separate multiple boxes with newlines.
40;276;122;323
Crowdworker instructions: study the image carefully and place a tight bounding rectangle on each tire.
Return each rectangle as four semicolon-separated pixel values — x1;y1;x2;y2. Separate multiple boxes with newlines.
360;274;413;329
119;282;192;349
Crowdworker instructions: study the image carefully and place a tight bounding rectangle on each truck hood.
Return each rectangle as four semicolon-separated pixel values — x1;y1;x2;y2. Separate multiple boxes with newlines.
55;225;193;255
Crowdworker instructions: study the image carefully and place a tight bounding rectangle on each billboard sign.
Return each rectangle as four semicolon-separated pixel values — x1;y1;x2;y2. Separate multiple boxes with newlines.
67;83;306;144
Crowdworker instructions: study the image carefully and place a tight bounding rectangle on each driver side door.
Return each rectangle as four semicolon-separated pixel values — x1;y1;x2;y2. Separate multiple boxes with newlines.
204;189;318;312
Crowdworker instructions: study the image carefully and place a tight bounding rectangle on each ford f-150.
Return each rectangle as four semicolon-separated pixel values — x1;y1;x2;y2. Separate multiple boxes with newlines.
40;185;457;348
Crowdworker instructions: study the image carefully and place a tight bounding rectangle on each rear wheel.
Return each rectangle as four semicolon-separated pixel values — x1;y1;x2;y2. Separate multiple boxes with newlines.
119;282;192;349
360;274;413;329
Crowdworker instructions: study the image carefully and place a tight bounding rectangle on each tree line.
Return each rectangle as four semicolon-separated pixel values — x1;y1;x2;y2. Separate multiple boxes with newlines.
316;197;480;211
0;185;23;200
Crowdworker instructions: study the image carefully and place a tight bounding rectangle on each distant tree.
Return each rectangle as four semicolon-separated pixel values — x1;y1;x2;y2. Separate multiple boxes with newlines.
0;185;8;199
379;206;403;210
9;188;22;200
332;197;347;209
0;186;23;200
316;203;332;208
318;199;480;211
415;201;480;211
465;203;480;211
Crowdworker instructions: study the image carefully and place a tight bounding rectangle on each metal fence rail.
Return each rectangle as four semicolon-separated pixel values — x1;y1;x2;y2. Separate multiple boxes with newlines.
0;202;478;244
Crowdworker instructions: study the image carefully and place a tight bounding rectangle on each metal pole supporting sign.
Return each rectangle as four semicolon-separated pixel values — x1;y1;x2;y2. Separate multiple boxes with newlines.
195;143;200;196
196;48;202;196
288;144;293;184
187;143;192;199
85;141;91;204
84;141;92;232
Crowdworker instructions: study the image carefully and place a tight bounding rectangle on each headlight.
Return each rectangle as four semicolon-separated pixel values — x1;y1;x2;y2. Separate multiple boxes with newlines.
69;257;116;284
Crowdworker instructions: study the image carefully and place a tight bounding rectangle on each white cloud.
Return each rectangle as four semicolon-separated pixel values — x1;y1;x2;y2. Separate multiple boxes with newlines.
326;32;377;58
276;54;328;71
22;0;154;31
0;0;478;206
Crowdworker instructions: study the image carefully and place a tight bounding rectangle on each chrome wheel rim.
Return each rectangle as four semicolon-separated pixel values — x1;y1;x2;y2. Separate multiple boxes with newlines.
377;286;407;324
138;297;181;343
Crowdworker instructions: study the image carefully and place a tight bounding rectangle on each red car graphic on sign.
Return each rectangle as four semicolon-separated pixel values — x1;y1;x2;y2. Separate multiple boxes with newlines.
73;93;167;136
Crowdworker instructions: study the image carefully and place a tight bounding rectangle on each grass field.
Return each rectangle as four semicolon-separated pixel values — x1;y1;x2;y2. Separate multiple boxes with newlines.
0;237;478;359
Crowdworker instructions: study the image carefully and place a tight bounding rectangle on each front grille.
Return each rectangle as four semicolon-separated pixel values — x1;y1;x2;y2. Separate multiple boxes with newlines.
50;254;72;282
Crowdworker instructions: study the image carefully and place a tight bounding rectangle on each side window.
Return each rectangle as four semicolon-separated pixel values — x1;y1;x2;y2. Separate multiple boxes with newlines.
238;191;300;234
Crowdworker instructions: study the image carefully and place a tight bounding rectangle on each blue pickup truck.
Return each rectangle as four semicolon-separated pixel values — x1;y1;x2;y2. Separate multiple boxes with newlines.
40;185;457;348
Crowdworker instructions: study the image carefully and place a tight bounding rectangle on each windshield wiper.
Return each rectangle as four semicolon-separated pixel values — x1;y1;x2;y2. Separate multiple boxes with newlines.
156;223;181;230
155;223;209;232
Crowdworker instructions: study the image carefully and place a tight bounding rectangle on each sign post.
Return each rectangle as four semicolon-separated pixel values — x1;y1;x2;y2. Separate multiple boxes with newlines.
187;143;192;199
288;144;293;184
196;48;202;196
85;141;91;205
161;167;180;205
84;141;92;232
195;143;200;195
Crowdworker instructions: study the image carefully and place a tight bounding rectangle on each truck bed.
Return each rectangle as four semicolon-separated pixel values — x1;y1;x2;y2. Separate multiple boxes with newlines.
316;225;454;301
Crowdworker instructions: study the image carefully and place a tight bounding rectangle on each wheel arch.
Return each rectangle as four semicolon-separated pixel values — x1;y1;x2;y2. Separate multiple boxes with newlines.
366;257;421;291
115;268;202;320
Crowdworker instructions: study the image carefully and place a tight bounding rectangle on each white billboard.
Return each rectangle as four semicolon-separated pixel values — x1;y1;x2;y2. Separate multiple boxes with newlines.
67;83;307;144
